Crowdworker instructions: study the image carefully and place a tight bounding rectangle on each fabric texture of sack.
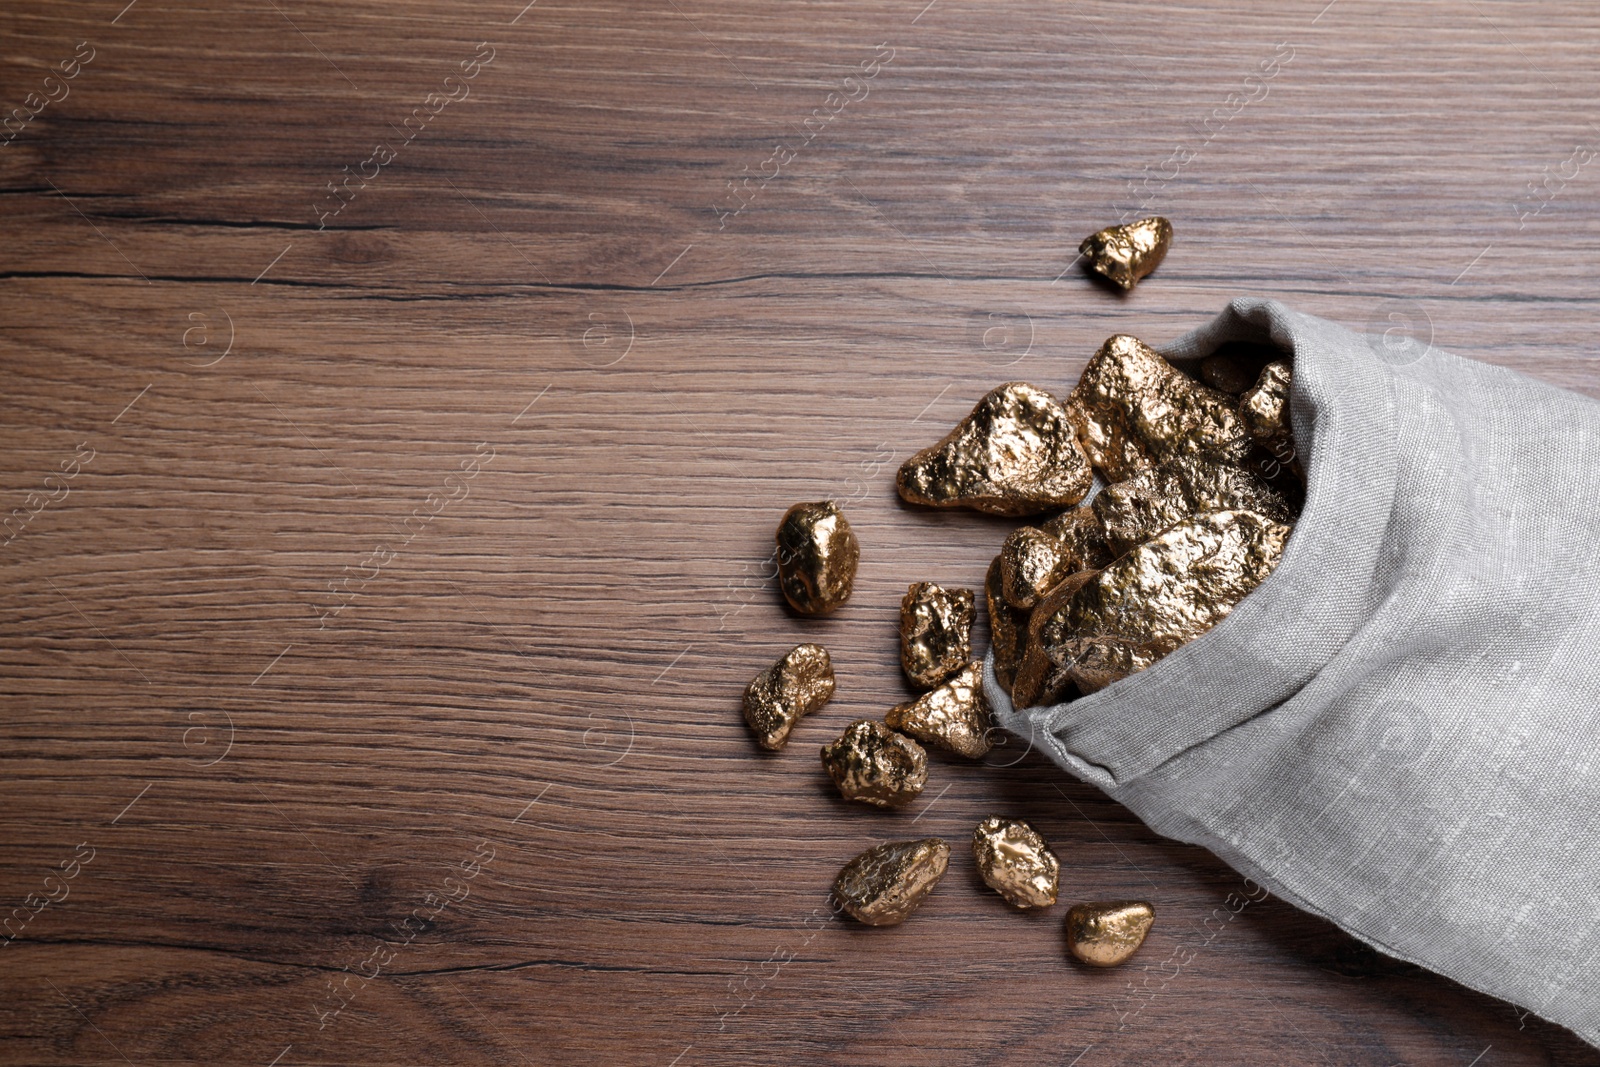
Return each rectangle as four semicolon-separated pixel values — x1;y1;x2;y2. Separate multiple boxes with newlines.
987;296;1600;1045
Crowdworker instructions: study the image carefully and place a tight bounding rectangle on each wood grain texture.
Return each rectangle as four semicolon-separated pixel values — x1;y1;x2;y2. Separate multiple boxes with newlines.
1;0;1598;1063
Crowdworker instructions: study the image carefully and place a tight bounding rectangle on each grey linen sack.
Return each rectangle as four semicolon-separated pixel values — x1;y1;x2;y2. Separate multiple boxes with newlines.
986;297;1600;1044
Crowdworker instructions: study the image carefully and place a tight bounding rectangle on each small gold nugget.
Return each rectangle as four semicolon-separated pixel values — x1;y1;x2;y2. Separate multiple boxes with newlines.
775;501;859;615
1079;216;1172;291
985;557;1028;696
742;644;835;751
972;817;1059;909
1240;360;1302;480
821;720;929;808
999;506;1113;610
833;838;950;926
1240;360;1292;441
886;662;994;759
1092;455;1293;556
1038;509;1291;694
896;382;1093;516
899;582;975;689
1068;335;1253;483
1065;901;1155;966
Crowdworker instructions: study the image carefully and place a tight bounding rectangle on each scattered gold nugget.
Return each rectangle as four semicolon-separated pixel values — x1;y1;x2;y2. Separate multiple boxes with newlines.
972;817;1059;909
833;838;950;926
742;643;835;751
1068;335;1253;483
899;582;975;689
896;382;1093;516
1037;509;1291;694
1065;901;1155;966
985;556;1028;695
821;720;929;808
1092;455;1293;556
1079;216;1172;291
775;501;859;615
999;506;1113;610
886;662;994;759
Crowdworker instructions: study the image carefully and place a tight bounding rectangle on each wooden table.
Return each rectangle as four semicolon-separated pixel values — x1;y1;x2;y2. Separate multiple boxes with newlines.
2;0;1597;1063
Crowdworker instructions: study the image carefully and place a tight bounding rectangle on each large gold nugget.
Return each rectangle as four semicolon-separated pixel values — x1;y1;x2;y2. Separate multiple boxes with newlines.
985;557;1028;695
1009;569;1100;709
1065;901;1155;966
820;720;929;808
742;644;835;751
775;501;859;615
832;838;950;926
972;817;1059;909
1040;510;1291;693
1079;216;1172;291
896;383;1093;516
886;662;994;759
1092;456;1293;556
1068;335;1253;483
999;507;1113;610
899;582;975;689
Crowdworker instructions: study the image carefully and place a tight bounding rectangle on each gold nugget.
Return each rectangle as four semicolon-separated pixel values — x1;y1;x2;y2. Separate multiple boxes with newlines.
1240;360;1302;480
1092;455;1293;556
972;817;1059;908
886;662;994;759
1240;360;1291;441
775;501;859;615
1198;354;1258;394
1079;216;1172;291
999;506;1113;610
1065;901;1155;966
900;582;975;689
986;557;1028;696
833;838;950;926
1068;335;1253;483
896;382;1093;516
821;720;929;808
1038;509;1291;694
742;643;835;750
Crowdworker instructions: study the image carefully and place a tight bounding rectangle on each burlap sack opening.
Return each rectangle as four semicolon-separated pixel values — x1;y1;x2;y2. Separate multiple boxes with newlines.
987;297;1600;1045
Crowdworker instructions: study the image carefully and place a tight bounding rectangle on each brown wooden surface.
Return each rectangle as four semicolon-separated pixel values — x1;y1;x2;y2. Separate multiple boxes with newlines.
2;0;1598;1063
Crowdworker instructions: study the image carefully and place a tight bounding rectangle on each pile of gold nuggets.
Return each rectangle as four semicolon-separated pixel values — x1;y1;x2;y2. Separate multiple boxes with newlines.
741;217;1300;967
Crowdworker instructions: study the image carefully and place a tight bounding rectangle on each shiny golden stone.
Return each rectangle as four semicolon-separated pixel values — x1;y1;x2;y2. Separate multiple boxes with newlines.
900;582;975;689
972;817;1059;909
1092;455;1293;556
1068;334;1254;483
1240;360;1292;441
1038;509;1292;694
896;382;1093;516
1079;216;1172;291
1009;568;1100;709
821;720;929;808
986;556;1028;696
886;662;994;759
998;507;1113;610
1066;901;1155;966
999;526;1073;611
833;838;950;926
775;500;859;615
1240;360;1303;481
742;644;835;751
